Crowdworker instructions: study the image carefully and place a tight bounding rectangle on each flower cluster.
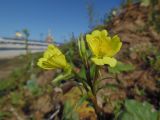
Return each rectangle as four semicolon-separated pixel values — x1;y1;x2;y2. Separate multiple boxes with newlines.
37;29;122;82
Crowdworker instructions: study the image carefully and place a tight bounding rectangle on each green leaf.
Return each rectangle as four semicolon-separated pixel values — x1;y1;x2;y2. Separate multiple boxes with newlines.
63;95;88;120
63;100;80;120
90;64;96;80
108;62;135;74
78;66;87;80
119;100;159;120
75;95;88;108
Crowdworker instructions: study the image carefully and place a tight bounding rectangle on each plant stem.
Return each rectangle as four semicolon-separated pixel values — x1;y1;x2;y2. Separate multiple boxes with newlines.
83;59;104;119
90;94;104;120
84;60;94;92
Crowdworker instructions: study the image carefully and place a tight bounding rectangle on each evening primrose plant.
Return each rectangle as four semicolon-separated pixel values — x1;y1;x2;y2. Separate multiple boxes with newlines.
37;29;122;119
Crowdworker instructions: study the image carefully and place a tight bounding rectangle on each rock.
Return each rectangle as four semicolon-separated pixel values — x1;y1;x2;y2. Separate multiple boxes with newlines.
37;71;55;87
32;94;53;114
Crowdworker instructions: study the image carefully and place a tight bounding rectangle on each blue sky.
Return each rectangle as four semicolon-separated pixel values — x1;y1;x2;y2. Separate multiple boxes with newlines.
0;0;122;43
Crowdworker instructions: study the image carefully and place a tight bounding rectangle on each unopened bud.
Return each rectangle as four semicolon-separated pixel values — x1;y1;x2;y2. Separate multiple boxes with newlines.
78;34;87;58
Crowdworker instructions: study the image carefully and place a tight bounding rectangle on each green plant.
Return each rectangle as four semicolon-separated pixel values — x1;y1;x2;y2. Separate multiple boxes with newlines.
108;62;135;74
0;112;11;120
118;99;159;120
10;92;24;106
26;78;43;96
0;68;25;94
37;29;122;119
63;100;80;120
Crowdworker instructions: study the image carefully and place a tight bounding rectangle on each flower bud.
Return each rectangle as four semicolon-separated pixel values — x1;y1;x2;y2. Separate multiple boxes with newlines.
78;34;87;59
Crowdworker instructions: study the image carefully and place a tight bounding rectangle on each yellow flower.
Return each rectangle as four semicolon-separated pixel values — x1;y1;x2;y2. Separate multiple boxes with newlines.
86;30;122;67
37;44;70;71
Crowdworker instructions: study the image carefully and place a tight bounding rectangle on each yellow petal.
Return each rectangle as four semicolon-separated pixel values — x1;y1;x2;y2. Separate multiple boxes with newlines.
44;44;62;58
103;56;117;67
86;34;100;57
108;35;122;57
101;30;108;37
48;44;62;55
91;57;105;65
37;58;57;69
51;54;68;68
91;30;101;37
99;36;112;56
91;56;117;67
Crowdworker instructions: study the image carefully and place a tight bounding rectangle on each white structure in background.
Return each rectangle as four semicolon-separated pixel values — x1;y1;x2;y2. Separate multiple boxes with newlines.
0;30;61;59
0;37;48;58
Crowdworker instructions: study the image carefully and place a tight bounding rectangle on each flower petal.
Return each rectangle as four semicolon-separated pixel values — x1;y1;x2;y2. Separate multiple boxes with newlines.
37;44;70;70
44;44;62;58
103;56;117;67
108;35;122;57
91;57;105;65
91;56;117;67
86;34;100;57
101;30;108;37
37;58;56;69
91;30;101;37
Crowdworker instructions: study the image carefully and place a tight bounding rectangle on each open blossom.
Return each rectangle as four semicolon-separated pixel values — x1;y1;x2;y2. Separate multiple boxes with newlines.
37;44;70;71
86;30;122;67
